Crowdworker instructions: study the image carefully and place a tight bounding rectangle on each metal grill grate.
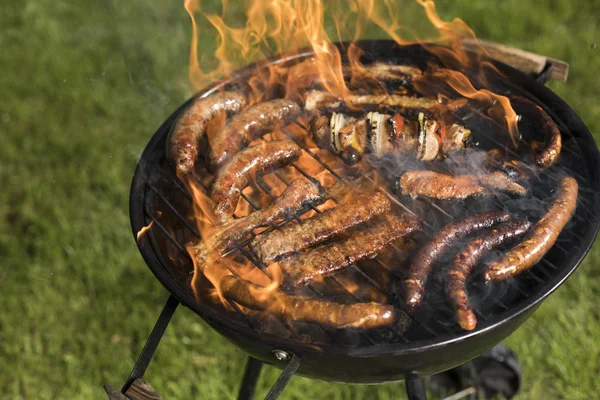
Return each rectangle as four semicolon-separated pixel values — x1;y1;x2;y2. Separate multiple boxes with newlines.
137;97;588;349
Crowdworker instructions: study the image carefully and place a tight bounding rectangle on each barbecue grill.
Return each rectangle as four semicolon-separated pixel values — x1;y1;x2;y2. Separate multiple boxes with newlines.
107;40;600;399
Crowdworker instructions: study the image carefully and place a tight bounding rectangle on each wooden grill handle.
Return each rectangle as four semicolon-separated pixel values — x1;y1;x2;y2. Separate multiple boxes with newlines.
462;38;569;82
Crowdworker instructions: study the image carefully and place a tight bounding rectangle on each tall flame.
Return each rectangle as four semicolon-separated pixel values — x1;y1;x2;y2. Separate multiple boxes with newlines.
181;0;523;304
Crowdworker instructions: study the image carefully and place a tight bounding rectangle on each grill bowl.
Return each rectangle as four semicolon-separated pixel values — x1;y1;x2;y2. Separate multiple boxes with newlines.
130;40;600;382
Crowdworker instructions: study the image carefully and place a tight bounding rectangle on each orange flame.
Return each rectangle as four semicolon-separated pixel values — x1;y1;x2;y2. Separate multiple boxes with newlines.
181;0;524;306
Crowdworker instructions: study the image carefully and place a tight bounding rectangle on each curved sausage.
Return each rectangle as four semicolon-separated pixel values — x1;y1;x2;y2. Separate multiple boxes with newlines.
220;275;403;330
208;99;301;168
447;220;531;331
210;141;302;224
484;176;578;282
403;211;511;311
167;91;247;175
511;96;562;169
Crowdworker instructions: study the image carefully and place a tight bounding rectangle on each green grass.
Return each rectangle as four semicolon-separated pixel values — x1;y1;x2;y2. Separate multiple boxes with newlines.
0;0;599;399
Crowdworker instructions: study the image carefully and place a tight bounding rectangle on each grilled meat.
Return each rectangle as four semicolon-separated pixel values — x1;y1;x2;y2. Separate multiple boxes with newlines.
304;90;467;112
190;177;321;264
403;211;511;311
399;171;527;200
484;176;578;282
210;141;302;224
511;96;562;169
447;220;531;331
168;91;247;175
208;99;301;168
278;213;421;289
307;111;470;164
220;275;402;330
251;191;391;263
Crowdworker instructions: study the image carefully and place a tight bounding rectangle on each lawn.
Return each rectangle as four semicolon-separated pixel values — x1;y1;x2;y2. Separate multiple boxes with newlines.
0;0;599;399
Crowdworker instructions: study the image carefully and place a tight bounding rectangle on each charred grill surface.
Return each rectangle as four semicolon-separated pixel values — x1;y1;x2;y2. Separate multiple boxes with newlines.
447;220;532;331
278;213;421;289
250;191;391;263
220;275;404;330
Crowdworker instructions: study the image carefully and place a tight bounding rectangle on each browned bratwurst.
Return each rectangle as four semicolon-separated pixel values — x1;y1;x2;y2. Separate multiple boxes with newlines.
484;176;578;282
399;170;527;200
403;211;510;311
208;99;301;168
511;96;562;169
190;177;320;264
210;141;302;224
279;213;421;289
220;275;401;330
250;191;391;263
168;91;247;175
447;220;531;331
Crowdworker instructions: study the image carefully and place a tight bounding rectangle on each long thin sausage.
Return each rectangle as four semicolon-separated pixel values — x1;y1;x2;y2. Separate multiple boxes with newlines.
168;91;247;175
209;99;301;168
220;275;402;330
484;176;578;282
447;220;531;331
210;141;301;224
403;211;510;311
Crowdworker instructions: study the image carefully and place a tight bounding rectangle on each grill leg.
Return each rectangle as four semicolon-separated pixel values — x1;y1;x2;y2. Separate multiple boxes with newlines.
406;377;427;400
237;357;264;400
121;295;180;392
265;354;301;400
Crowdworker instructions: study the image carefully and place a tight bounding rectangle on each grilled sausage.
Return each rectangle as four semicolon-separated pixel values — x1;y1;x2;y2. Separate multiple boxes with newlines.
190;177;321;264
447;220;531;331
210;141;302;224
403;211;510;311
484;176;578;282
511;96;562;169
250;191;391;263
279;213;421;289
304;90;467;111
167;91;247;175
220;275;401;330
208;99;301;168
398;171;527;200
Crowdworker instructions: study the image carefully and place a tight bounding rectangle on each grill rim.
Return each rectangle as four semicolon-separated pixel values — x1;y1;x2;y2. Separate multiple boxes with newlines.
129;41;600;360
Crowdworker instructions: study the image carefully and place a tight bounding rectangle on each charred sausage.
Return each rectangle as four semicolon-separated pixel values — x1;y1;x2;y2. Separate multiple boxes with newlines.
250;191;391;263
484;176;578;282
279;213;420;289
511;96;562;169
208;99;301;168
447;220;531;331
220;275;402;330
167;91;247;175
403;211;510;311
399;171;527;200
210;141;302;224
